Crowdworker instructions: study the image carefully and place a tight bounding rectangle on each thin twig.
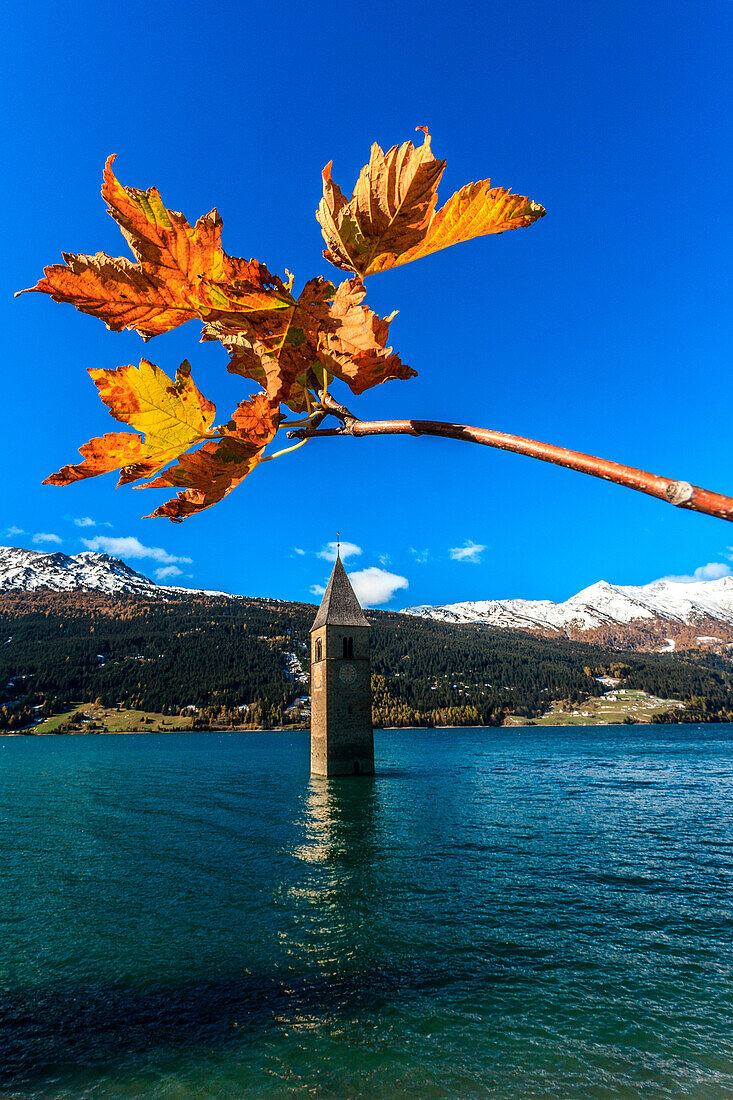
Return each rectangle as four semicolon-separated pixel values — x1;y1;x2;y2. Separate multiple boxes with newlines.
287;415;733;522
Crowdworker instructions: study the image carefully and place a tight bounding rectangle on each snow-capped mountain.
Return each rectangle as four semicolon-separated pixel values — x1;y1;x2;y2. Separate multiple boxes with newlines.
0;547;164;595
402;577;733;638
0;546;227;598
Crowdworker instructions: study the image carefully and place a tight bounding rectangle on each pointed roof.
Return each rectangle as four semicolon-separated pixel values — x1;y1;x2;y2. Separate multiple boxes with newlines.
311;556;369;631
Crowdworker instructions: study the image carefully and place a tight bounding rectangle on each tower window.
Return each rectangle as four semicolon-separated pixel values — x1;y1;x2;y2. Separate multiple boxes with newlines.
315;638;322;661
343;636;353;658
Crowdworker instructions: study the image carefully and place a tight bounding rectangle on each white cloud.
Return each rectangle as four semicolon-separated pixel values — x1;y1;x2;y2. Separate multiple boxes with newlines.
33;533;63;546
348;567;408;607
155;566;183;581
293;547;306;556
410;547;430;564
664;562;732;583
379;553;391;566
318;541;362;562
4;526;24;538
73;516;111;528
81;535;192;565
310;584;326;597
449;540;486;564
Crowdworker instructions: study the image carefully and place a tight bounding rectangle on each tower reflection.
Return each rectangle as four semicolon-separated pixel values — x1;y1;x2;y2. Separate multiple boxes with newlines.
294;777;381;869
284;778;385;976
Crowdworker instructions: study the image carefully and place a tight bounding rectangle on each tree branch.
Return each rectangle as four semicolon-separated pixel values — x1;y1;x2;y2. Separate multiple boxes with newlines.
287;416;733;522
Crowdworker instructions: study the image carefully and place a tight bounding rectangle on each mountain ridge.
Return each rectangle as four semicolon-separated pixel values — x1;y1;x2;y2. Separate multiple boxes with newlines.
0;546;227;598
4;545;733;656
402;576;733;650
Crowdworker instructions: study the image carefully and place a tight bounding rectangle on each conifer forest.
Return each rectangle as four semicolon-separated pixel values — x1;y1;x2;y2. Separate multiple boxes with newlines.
1;592;732;732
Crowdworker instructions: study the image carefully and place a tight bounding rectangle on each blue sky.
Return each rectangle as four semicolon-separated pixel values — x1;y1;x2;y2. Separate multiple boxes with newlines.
2;0;732;607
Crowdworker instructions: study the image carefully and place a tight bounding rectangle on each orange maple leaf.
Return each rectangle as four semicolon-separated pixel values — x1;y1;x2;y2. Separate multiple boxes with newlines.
208;275;415;407
18;156;294;340
204;277;337;414
317;128;546;276
44;432;167;487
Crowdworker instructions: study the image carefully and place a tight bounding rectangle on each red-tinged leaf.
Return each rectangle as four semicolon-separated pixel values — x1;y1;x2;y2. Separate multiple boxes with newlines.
204;277;337;413
43;432;158;486
320;278;416;395
227;392;282;446
143;438;263;521
20;252;199;339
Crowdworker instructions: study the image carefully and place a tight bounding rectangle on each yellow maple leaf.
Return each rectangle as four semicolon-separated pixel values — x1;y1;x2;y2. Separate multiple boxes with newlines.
44;360;216;486
143;392;280;521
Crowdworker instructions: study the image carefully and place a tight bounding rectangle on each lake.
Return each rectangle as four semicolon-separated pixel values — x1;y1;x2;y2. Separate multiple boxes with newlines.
2;725;733;1098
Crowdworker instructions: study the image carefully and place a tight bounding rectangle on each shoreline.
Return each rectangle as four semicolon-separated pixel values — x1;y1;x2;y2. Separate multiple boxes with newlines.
3;720;716;739
0;725;308;737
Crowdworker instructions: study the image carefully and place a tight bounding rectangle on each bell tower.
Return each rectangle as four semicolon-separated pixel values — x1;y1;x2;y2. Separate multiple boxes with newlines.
310;552;374;777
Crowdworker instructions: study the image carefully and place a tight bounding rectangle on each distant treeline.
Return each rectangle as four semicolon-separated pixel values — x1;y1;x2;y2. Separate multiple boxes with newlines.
0;591;731;731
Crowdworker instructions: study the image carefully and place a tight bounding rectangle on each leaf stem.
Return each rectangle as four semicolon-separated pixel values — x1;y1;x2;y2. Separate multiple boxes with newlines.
264;437;311;462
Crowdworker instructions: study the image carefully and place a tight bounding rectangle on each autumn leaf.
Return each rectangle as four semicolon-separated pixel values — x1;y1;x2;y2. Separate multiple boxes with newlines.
100;156;225;280
142;438;263;521
204;277;337;413
44;359;216;486
21;252;198;339
227;391;282;447
370;181;547;274
21;133;557;524
18;156;294;340
92;358;215;441
317;127;546;276
144;392;280;521
44;432;166;487
209;275;415;405
317;128;444;276
322;278;416;395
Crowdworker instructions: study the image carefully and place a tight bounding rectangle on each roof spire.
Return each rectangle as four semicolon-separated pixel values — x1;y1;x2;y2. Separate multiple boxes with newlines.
311;552;370;631
336;531;340;559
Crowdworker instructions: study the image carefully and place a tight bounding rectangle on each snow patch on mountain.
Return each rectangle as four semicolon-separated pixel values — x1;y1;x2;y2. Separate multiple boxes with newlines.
0;547;228;598
402;576;733;634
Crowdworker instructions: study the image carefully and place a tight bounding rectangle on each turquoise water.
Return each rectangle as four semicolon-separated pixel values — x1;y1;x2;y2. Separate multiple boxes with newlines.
2;726;733;1099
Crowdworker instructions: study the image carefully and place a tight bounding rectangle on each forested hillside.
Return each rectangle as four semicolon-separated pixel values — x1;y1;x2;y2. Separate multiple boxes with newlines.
0;592;312;731
370;611;733;725
1;592;732;731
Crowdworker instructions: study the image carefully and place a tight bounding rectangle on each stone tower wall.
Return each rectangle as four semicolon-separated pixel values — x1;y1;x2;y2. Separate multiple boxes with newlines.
310;623;373;777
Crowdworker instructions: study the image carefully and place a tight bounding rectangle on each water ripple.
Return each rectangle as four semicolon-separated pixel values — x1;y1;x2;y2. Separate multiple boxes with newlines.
1;725;733;1097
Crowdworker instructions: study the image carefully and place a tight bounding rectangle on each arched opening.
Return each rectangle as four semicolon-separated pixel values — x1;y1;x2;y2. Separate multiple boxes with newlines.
315;638;322;661
353;760;360;775
343;636;353;658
